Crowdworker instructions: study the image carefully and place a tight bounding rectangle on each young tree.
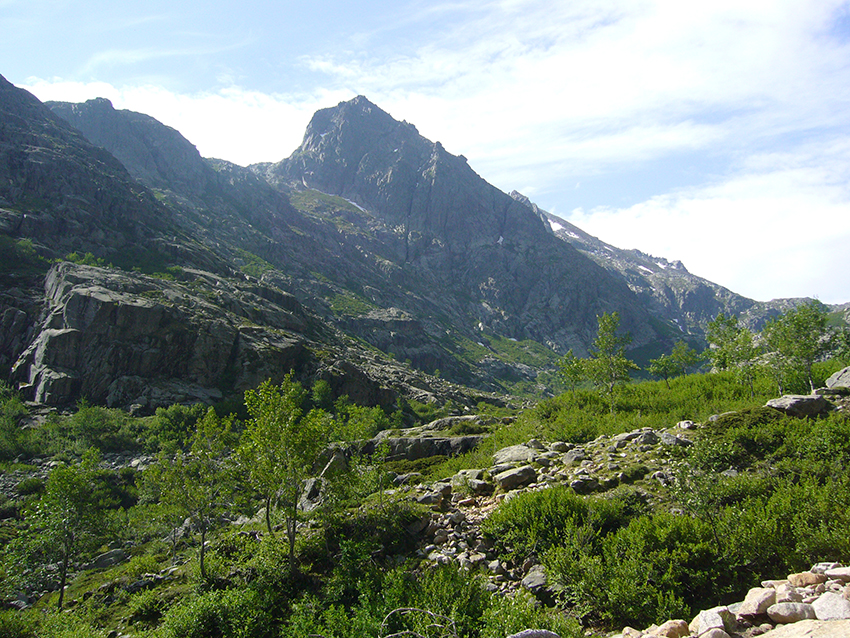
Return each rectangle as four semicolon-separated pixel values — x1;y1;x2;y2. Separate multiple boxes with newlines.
586;312;639;413
144;408;234;581
762;300;833;393
648;341;702;389
21;449;105;609
241;375;334;573
705;313;761;396
556;349;587;396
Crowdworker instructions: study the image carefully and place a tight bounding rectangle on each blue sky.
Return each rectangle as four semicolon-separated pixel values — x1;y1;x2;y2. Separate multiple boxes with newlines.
3;0;850;304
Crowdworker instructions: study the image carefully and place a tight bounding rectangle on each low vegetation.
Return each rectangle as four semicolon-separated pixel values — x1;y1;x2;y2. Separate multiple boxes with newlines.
0;303;847;637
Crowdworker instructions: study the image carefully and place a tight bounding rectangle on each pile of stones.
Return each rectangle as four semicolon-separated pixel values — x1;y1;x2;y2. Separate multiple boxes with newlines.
617;564;850;638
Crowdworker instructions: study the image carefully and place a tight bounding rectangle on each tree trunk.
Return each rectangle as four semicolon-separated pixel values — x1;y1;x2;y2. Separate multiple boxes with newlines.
199;526;207;581
57;537;70;610
265;494;274;537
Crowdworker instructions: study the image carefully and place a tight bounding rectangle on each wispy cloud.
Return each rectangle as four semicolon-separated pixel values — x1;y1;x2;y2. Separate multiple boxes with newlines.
17;0;850;301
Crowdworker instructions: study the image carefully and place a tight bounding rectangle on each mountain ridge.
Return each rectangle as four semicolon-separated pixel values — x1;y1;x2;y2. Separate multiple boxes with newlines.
0;75;840;409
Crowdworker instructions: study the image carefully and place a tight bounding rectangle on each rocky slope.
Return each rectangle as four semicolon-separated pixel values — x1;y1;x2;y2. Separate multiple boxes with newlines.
511;193;828;337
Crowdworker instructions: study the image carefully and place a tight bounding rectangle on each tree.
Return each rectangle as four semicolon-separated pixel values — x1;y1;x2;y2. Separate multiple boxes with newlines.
648;341;702;389
705;313;761;396
23;449;105;609
556;349;587;395
586;312;639;413
144;408;234;581
762;300;833;393
241;375;334;573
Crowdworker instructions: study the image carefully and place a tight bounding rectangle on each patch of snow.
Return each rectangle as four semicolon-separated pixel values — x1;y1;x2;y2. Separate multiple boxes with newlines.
639;265;654;274
655;262;667;270
567;231;580;239
507;337;517;342
343;198;366;212
548;220;564;232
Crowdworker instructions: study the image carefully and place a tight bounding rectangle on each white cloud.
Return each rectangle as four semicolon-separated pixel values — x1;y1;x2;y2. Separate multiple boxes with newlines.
568;143;850;303
23;78;352;165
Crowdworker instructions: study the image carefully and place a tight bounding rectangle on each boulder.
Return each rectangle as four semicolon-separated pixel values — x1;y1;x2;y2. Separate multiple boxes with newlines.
812;592;850;620
84;548;127;570
738;587;777;618
758;619;850;638
494;465;536;491
825;367;850;389
765;395;830;418
493;445;539;466
689;606;736;636
788;571;828;587
767;602;817;623
653;619;689;637
825;567;850;583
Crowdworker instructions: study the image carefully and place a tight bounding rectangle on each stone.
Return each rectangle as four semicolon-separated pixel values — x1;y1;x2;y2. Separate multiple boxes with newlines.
825;366;850;389
569;476;599;494
493;445;540;466
506;631;561;638
758;619;850;638
653;619;689;637
563;448;587;464
659;432;692;447
775;583;804;604
765;395;830;418
635;431;660;445
788;572;828;587
689;606;736;636
494;465;536;491
84;549;127;570
812;592;850;620
766;602;817;623
738;587;777;617
549;441;571;453
812;562;843;574
699;630;731;638
824;567;850;583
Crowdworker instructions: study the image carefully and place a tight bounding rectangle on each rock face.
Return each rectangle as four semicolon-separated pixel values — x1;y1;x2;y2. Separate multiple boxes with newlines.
10;262;311;408
0;75;172;258
261;96;663;356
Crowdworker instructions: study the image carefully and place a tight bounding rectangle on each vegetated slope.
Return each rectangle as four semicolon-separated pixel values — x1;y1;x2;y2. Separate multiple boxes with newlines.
514;192;829;337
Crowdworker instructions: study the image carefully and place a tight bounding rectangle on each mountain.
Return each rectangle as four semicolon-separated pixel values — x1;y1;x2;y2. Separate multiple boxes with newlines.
510;192;819;335
8;77;824;411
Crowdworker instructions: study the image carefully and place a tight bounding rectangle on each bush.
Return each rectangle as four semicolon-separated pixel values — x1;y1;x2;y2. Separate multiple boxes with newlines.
157;588;274;638
483;485;647;561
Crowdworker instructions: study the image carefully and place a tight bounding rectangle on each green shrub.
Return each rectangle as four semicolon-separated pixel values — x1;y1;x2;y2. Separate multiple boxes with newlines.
157;588;273;638
15;477;44;496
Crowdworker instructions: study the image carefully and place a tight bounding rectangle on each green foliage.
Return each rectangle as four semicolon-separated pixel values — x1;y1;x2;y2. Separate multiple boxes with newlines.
0;236;49;277
586;312;640;413
8;449;108;608
762;300;833;393
64;251;105;267
483;485;647;561
328;290;376;316
144;409;235;581
705;313;761;394
156;588;273;638
142;403;207;452
240;375;334;565
648;340;702;388
235;248;275;278
556;349;586;394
